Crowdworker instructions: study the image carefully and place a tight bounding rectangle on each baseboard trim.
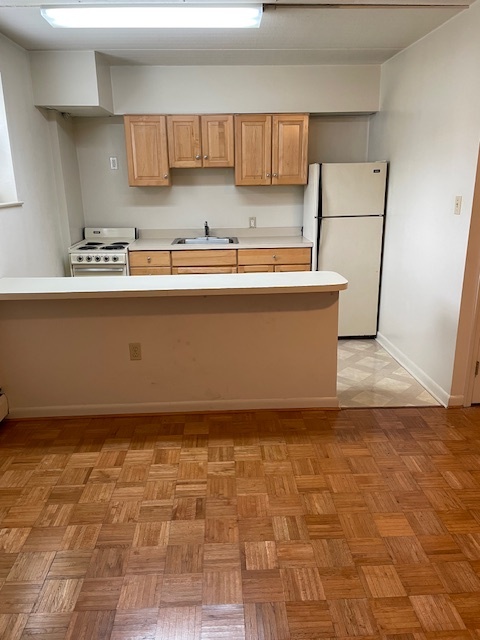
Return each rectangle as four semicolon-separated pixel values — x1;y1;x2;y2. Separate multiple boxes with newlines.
447;394;465;407
376;333;449;407
6;396;340;419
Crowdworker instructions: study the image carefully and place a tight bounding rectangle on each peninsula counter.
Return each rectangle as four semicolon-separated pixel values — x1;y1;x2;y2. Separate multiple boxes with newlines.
0;271;347;418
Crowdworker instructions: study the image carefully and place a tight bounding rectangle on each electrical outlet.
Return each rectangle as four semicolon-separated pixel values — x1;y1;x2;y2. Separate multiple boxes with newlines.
109;156;118;170
249;217;256;229
129;343;142;360
454;195;462;215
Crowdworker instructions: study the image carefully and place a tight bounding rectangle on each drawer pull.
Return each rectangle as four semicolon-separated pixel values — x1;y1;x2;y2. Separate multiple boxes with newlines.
273;254;277;260
147;257;151;263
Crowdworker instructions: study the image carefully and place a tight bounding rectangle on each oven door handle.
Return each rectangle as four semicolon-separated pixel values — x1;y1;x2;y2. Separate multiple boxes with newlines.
74;267;126;273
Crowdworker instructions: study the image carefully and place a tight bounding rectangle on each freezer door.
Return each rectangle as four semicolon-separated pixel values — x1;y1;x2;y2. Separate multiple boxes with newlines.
321;162;387;217
318;216;383;337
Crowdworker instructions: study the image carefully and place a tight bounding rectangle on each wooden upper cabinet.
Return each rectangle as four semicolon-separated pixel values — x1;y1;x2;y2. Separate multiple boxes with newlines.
272;114;309;185
234;114;272;186
124;115;171;187
201;115;234;168
167;114;234;168
235;113;308;186
167;115;202;168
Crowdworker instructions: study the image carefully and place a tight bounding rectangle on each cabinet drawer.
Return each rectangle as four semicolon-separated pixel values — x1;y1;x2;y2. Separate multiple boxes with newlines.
172;266;237;274
238;265;274;273
129;251;171;267
130;267;171;276
172;250;237;267
274;264;311;272
238;248;311;266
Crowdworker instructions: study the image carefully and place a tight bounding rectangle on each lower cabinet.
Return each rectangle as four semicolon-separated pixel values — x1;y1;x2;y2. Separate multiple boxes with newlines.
129;250;171;275
129;247;311;275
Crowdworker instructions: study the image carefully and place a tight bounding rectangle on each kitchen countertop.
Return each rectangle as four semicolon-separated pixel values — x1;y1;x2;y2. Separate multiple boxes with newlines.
130;234;314;252
0;271;347;301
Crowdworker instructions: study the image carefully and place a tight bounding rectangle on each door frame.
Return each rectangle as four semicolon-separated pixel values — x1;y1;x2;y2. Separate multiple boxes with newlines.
451;145;480;405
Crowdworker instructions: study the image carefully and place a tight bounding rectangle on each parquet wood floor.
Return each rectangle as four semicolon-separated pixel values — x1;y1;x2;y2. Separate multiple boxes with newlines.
0;407;480;639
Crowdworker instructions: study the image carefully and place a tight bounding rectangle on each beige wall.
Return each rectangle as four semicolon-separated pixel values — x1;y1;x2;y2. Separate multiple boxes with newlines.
111;65;380;115
75;115;370;231
0;291;340;417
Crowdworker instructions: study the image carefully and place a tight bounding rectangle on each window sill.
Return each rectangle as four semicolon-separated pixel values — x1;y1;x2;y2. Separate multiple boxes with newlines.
0;201;24;209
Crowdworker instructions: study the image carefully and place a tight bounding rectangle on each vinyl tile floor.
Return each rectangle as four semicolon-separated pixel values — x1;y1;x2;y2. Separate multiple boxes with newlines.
338;339;440;408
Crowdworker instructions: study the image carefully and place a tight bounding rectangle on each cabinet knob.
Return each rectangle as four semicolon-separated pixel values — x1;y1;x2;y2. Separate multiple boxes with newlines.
273;173;278;178
272;254;278;260
163;174;168;179
195;155;201;160
266;173;271;178
147;256;151;263
203;155;208;160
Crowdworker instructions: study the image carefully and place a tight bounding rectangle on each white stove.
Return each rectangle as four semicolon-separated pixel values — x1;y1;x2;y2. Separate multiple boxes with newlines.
69;227;137;277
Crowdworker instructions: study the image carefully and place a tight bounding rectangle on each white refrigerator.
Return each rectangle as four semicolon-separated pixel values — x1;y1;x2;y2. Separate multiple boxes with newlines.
302;161;387;337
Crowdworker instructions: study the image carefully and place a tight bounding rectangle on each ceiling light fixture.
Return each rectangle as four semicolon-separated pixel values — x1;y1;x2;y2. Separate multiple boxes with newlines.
40;5;263;28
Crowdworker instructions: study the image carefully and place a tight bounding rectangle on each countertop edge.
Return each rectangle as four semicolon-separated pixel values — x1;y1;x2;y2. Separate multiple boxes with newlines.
130;236;314;251
0;272;348;301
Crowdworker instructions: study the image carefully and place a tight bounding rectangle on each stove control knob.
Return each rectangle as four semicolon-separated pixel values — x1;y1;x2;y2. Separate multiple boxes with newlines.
104;256;109;262
77;256;83;262
86;255;93;262
95;256;101;262
112;256;119;262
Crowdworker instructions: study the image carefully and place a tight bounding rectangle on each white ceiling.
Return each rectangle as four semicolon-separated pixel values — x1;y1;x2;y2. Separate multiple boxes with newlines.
0;0;471;65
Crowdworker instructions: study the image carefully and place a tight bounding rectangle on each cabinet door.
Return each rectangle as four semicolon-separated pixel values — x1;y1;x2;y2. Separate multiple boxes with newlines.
201;115;234;168
167;115;202;168
172;266;237;274
272;114;309;185
274;264;311;272
130;267;171;276
124;116;171;186
234;115;271;186
238;265;274;273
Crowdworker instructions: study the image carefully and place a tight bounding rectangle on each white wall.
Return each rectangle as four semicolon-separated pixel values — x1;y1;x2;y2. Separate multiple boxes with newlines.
369;0;480;403
74;115;370;230
0;34;70;277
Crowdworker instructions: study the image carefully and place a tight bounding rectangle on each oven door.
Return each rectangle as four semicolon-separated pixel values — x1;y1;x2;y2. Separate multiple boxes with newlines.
71;264;127;277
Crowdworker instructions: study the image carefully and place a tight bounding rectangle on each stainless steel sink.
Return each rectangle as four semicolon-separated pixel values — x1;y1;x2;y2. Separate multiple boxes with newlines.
172;236;238;245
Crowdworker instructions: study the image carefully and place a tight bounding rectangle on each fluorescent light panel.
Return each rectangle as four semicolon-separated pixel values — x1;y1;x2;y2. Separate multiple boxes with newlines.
41;5;263;28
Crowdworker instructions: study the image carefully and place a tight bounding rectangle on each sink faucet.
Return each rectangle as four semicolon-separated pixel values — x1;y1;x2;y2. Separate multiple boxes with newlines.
204;221;210;237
